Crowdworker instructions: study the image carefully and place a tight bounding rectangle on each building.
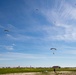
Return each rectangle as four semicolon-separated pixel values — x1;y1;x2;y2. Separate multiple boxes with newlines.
52;66;61;68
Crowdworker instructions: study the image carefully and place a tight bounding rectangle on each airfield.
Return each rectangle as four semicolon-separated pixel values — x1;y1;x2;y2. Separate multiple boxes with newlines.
0;67;76;75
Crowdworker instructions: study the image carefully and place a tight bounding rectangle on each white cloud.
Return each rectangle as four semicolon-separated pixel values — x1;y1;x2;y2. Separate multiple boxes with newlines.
12;43;16;46
0;52;48;60
0;52;76;61
0;44;16;51
63;50;76;55
40;0;76;41
1;1;76;42
4;46;14;51
6;34;16;40
6;34;33;41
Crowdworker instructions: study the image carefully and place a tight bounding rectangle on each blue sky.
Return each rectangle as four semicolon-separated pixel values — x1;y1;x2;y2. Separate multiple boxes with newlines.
0;0;76;67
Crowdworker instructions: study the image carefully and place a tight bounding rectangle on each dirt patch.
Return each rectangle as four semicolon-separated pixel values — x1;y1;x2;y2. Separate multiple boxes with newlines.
0;72;36;75
1;71;76;75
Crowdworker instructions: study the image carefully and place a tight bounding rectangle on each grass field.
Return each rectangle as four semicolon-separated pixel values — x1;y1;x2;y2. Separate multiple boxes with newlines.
0;67;76;75
0;67;52;74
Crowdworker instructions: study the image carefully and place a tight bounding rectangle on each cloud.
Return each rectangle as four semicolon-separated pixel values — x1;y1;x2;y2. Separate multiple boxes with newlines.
39;0;76;41
6;34;33;41
4;46;14;51
3;44;15;51
1;1;76;42
0;52;48;60
0;51;76;61
63;50;76;55
12;43;16;46
0;44;15;51
0;24;20;33
53;24;76;41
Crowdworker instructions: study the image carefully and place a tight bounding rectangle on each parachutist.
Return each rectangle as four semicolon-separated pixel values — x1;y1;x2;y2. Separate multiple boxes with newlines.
36;9;38;11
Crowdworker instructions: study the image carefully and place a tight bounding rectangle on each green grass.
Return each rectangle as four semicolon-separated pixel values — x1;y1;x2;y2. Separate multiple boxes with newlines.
0;67;52;74
0;67;76;74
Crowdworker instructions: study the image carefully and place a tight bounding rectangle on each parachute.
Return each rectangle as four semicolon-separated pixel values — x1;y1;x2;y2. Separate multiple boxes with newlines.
50;48;57;54
4;29;9;32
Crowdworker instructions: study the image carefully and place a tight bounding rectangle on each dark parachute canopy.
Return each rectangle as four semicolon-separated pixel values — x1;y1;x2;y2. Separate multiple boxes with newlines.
50;48;56;50
4;29;9;32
